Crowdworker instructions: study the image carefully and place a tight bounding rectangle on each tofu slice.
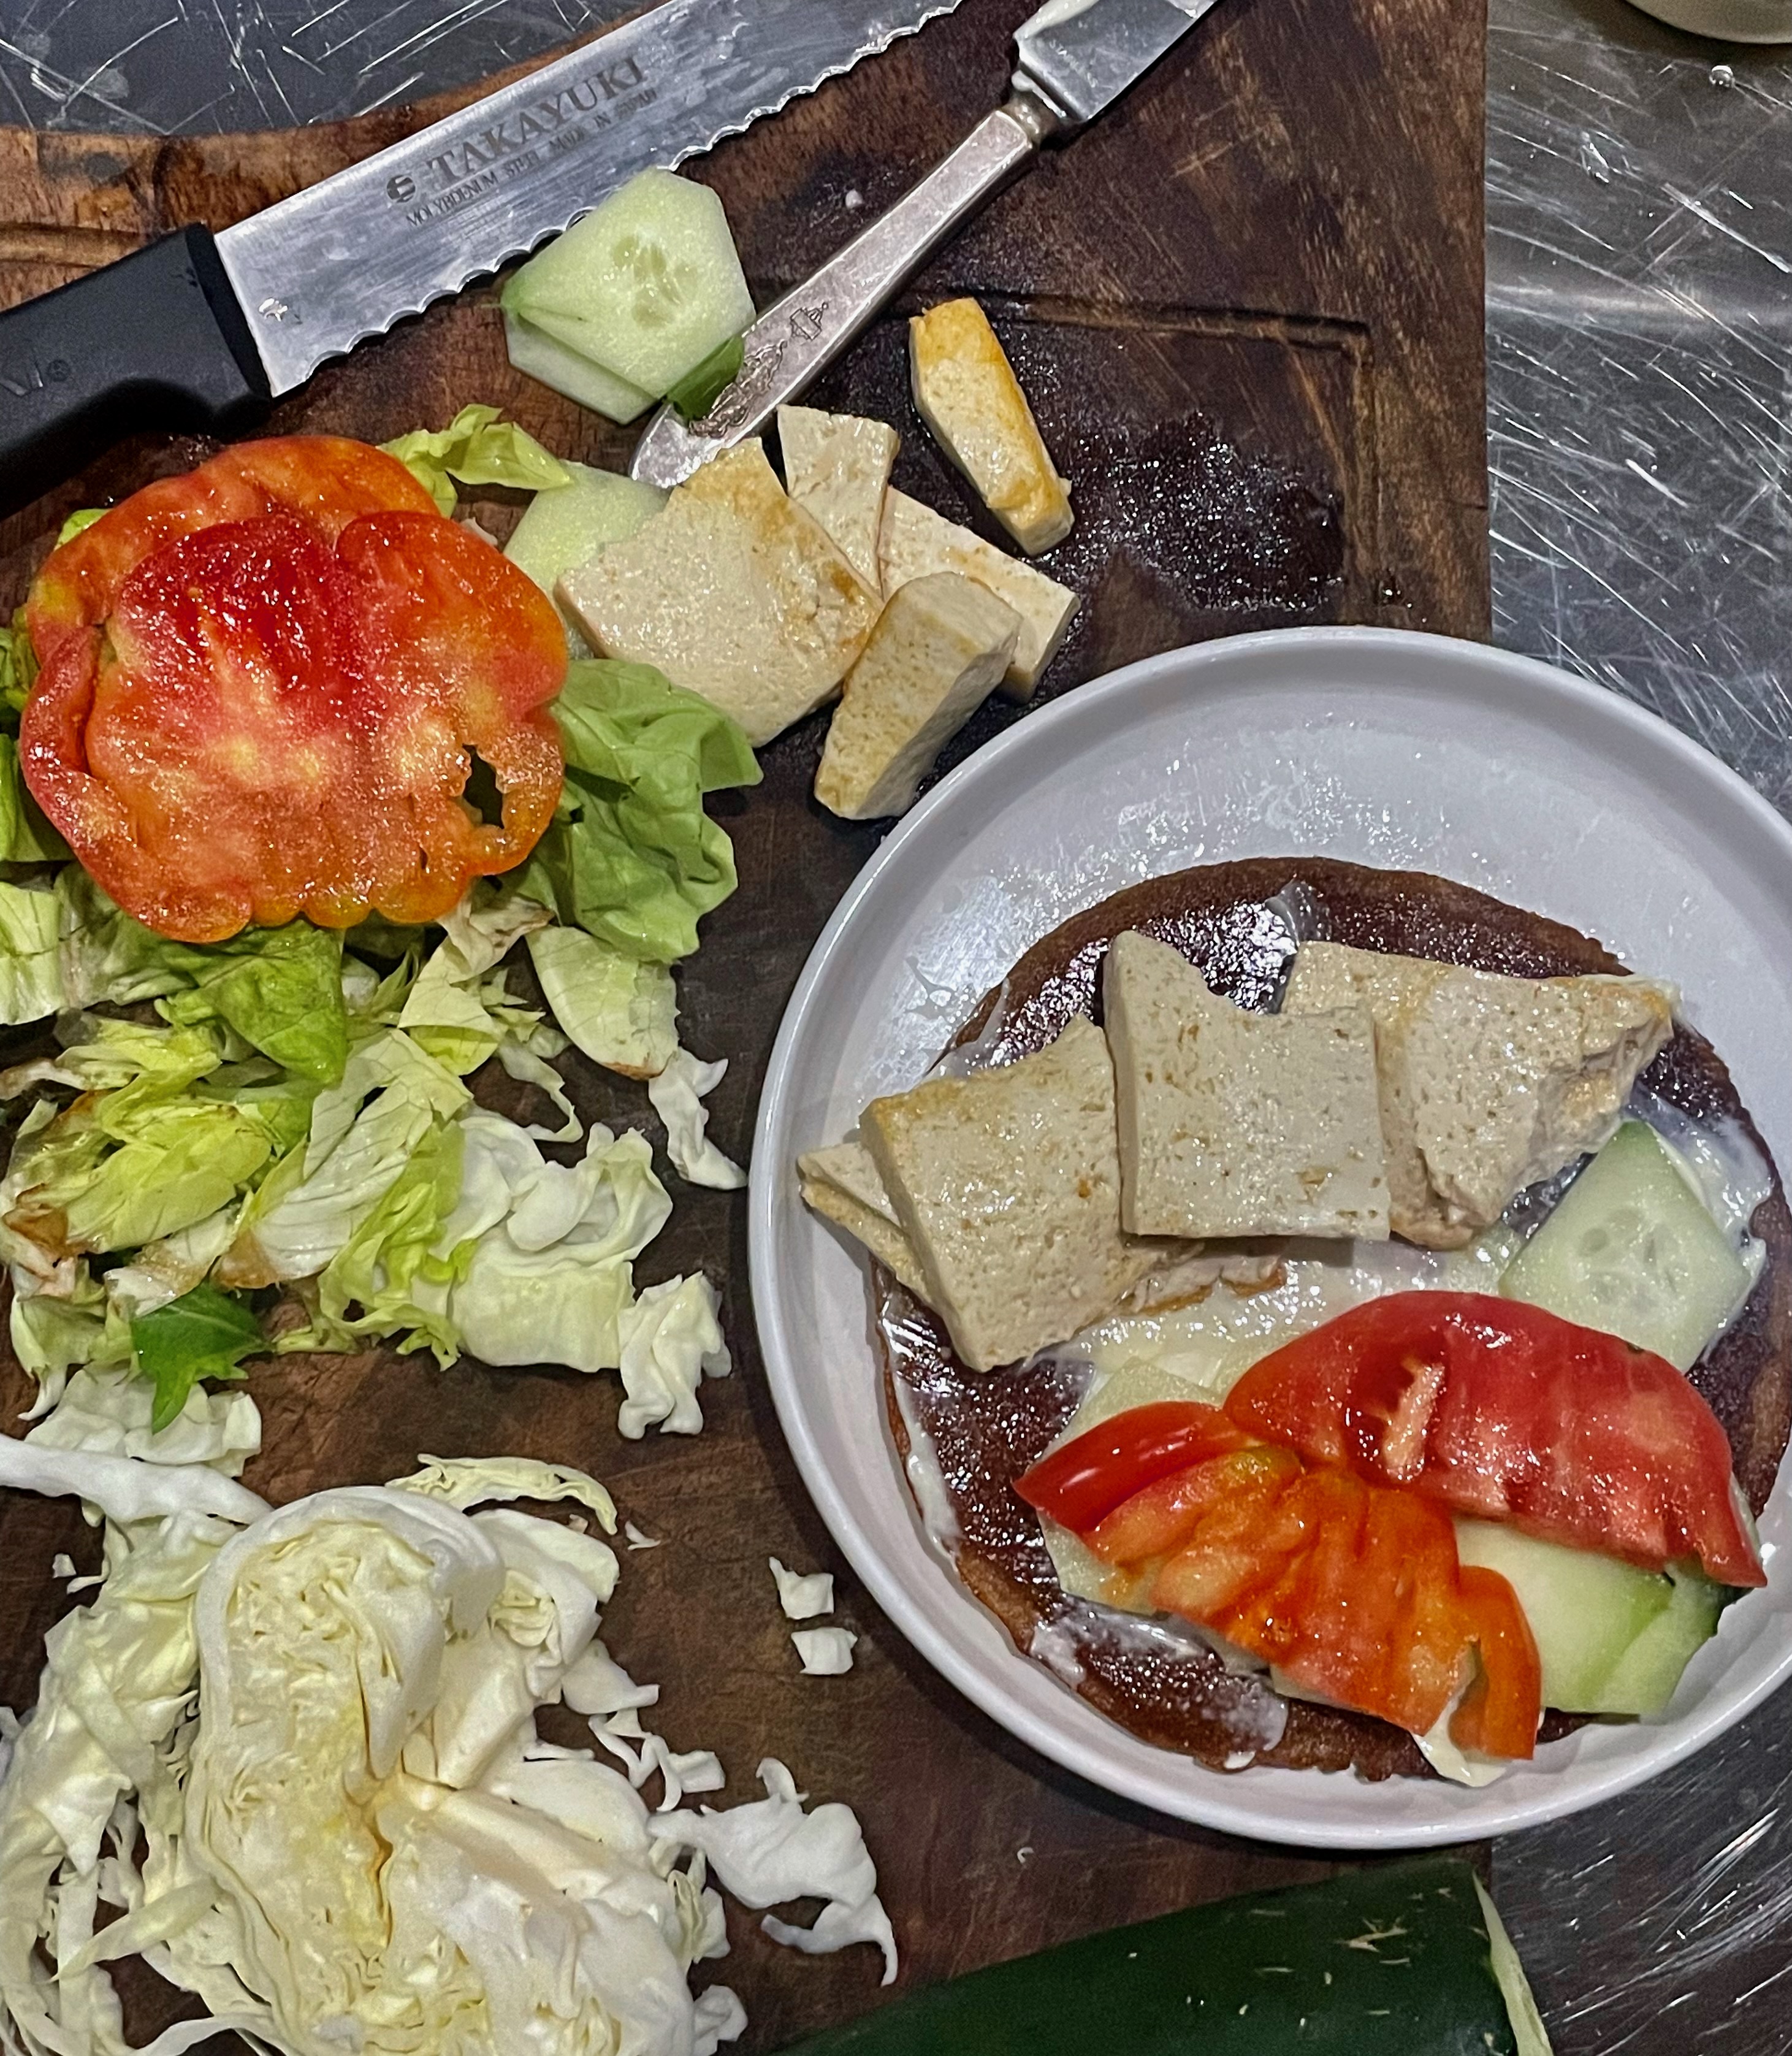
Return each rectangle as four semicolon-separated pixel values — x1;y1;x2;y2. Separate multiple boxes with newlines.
879;489;1078;701
559;440;879;748
909;298;1073;554
861;1017;1167;1372
1282;942;1678;1249
798;1142;934;1302
1103;930;1389;1241
815;573;1021;820
778;405;899;595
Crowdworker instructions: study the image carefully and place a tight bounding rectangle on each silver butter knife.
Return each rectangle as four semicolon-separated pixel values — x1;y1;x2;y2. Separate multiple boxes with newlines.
0;0;964;512
630;0;1222;488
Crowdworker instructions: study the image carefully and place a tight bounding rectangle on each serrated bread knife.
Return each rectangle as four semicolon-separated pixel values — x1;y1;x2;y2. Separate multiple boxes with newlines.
0;0;1219;513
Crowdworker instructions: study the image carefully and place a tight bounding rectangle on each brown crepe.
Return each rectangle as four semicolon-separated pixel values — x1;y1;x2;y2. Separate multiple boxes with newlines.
874;857;1792;1780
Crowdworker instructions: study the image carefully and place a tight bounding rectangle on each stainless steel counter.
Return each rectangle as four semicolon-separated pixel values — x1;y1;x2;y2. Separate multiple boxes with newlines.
2;1;1789;2048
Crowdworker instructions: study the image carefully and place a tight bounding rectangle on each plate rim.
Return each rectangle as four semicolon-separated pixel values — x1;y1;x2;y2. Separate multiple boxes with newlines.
747;624;1792;1847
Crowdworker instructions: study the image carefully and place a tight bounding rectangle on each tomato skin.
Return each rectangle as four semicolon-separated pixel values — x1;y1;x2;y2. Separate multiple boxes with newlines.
20;439;565;942
1223;1292;1763;1588
1015;1402;1254;1534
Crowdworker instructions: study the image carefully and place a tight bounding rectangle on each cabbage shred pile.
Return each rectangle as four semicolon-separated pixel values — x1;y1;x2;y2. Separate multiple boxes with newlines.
0;1424;894;2056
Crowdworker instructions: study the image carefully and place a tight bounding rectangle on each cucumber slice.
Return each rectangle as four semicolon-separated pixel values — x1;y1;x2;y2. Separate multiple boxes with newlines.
503;459;666;652
503;310;656;425
1501;1118;1750;1369
501;169;755;399
1454;1518;1732;1715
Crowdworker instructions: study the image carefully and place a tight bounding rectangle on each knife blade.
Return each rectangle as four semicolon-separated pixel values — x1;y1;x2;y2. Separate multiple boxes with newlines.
0;0;963;511
629;0;1221;487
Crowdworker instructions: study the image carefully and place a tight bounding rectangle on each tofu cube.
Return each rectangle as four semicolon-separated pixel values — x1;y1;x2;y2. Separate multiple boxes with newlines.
814;573;1021;820
779;405;899;595
1282;942;1677;1248
878;489;1078;700
558;439;879;747
861;1017;1165;1372
909;297;1073;554
1102;930;1389;1240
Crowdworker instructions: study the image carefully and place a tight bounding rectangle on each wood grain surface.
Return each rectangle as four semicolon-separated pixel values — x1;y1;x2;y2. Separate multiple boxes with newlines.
0;0;1489;2046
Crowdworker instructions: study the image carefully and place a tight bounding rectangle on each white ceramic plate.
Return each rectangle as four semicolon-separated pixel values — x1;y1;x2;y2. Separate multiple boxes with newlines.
749;627;1792;1848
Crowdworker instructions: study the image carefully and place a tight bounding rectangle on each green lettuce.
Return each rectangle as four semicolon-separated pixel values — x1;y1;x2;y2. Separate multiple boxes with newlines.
0;1021;301;1275
381;405;570;517
221;1030;469;1288
0;606;38;719
526;923;676;1079
58;873;349;1084
424;1110;673;1375
0;739;67;862
0;879;64;1022
517;660;760;963
131;1282;263;1432
55;506;107;546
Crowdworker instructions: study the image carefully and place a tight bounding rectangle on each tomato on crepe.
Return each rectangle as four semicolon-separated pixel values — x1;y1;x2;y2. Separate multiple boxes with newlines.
20;437;566;944
1020;1402;1542;1759
1013;1401;1254;1533
1223;1292;1763;1589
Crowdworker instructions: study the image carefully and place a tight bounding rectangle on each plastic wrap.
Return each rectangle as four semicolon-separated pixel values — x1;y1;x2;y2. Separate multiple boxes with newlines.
3;0;1790;2046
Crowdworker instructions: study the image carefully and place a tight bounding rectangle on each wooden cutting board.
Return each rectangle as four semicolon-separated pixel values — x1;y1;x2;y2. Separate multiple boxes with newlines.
0;1;1488;2047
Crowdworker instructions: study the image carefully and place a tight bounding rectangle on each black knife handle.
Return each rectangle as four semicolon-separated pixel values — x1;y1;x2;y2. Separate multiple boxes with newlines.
0;225;270;518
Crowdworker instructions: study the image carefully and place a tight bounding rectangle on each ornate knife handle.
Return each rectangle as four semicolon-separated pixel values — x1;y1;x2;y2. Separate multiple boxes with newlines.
629;92;1061;489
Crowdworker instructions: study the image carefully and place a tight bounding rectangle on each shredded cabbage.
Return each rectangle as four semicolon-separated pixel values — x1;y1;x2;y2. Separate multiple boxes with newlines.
648;1047;746;1190
769;1558;834;1621
0;1437;898;2054
656;1760;898;1984
791;1629;858;1676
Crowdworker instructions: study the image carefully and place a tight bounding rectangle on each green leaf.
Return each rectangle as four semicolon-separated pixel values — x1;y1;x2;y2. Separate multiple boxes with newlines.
131;1282;263;1433
54;507;107;547
380;405;570;516
0;739;69;862
666;334;744;421
0;607;39;720
0;879;64;1023
516;659;760;963
58;873;349;1084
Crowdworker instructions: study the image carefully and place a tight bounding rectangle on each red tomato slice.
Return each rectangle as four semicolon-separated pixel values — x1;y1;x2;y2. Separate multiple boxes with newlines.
1086;1446;1300;1565
1223;1292;1763;1588
1015;1402;1255;1534
1031;1399;1542;1757
1154;1465;1539;1756
20;440;565;942
25;437;437;660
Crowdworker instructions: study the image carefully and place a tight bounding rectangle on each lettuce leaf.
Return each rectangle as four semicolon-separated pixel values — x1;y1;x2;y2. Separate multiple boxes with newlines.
221;1030;469;1288
131;1283;264;1432
0;1024;293;1263
58;873;349;1084
516;660;760;963
381;405;570;516
0;605;38;719
527;925;677;1080
0;738;67;862
0;878;64;1023
400;1110;673;1378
